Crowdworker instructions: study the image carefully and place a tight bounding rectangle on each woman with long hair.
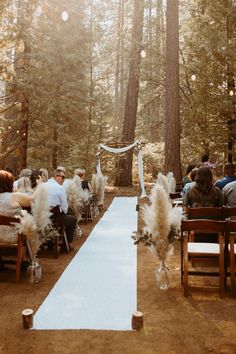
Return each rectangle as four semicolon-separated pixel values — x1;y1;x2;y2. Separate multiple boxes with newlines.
183;166;223;209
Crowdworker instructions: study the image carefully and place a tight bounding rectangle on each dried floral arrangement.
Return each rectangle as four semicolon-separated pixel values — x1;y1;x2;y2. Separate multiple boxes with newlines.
157;172;170;195
167;172;176;194
16;183;56;255
65;175;90;222
91;172;108;206
132;181;182;262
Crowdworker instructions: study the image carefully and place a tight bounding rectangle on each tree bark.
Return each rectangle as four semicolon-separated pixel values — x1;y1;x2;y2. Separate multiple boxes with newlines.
115;0;144;186
164;0;182;183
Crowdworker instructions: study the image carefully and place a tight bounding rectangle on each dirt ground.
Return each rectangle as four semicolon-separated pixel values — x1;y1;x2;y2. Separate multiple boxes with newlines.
1;186;236;354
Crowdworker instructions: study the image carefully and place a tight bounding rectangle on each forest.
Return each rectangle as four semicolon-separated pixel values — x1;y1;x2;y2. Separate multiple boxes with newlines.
0;0;235;184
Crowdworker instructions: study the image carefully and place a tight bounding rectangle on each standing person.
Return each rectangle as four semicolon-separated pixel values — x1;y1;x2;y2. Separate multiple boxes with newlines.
45;168;76;250
215;163;236;190
183;166;223;209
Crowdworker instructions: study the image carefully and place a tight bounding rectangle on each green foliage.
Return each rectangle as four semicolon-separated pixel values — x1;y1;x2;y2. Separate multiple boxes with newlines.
0;0;235;179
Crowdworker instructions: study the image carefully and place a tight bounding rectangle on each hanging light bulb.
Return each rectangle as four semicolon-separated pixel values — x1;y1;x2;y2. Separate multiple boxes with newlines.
191;74;196;81
229;90;234;96
61;11;69;22
141;49;146;58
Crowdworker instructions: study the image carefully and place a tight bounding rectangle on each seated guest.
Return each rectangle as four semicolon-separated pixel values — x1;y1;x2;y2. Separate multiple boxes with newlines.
183;166;223;210
16;176;33;195
182;168;198;196
39;168;49;182
215;163;236;190
182;164;196;187
184;166;223;242
45;168;76;250
222;180;236;207
201;153;217;171
13;168;32;191
57;165;69;187
31;170;43;190
0;170;34;243
74;168;93;193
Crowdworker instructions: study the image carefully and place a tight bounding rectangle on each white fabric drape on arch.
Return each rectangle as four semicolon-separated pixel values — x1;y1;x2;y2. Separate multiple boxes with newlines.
96;140;146;197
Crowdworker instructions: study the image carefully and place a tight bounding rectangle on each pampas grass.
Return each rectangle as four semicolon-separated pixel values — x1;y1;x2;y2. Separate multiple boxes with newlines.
132;179;183;262
16;183;52;255
142;183;172;261
31;183;52;233
91;172;108;205
157;172;170;195
167;172;176;193
65;176;89;221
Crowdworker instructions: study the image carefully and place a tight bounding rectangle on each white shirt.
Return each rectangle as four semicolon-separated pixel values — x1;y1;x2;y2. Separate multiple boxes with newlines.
45;178;68;214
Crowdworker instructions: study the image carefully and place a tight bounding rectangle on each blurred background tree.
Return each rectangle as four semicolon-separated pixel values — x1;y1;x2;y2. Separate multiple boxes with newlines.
0;0;235;183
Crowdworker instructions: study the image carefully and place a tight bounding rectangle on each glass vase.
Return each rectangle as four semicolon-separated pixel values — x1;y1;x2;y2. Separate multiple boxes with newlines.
155;260;171;290
27;257;42;284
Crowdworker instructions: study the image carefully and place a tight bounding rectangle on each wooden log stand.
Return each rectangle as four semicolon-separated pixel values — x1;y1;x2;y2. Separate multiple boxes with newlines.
22;308;34;329
131;311;143;330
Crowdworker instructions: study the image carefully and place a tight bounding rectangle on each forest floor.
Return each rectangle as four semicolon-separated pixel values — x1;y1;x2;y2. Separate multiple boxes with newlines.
1;185;236;354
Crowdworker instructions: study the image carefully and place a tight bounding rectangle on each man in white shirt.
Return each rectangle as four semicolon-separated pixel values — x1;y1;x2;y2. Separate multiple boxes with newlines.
45;168;76;250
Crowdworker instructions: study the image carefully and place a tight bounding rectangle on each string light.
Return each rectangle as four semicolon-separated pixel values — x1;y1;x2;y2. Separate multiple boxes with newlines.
141;50;146;58
191;74;196;81
229;90;234;96
61;11;69;21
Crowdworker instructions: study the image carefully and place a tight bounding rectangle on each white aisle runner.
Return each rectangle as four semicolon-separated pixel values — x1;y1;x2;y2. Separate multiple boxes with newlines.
33;197;137;330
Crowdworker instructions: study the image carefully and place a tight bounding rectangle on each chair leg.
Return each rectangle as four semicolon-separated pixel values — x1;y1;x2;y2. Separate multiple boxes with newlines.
15;243;23;283
230;237;236;296
219;244;225;299
183;240;189;297
54;236;59;259
62;229;70;253
180;233;183;285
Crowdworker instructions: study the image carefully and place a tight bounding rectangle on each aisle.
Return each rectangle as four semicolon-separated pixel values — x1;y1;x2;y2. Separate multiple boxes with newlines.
33;197;137;330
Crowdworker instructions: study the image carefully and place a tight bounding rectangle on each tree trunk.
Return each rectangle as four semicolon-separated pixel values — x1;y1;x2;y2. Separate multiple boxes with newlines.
164;0;182;183
115;0;144;186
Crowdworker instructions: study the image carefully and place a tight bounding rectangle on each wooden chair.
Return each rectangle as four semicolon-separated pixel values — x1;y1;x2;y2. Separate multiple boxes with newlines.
222;207;236;220
226;220;236;296
50;206;69;258
170;192;182;199
181;219;226;298
176;182;183;193
186;207;223;219
0;215;25;282
169;192;183;208
186;207;223;241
